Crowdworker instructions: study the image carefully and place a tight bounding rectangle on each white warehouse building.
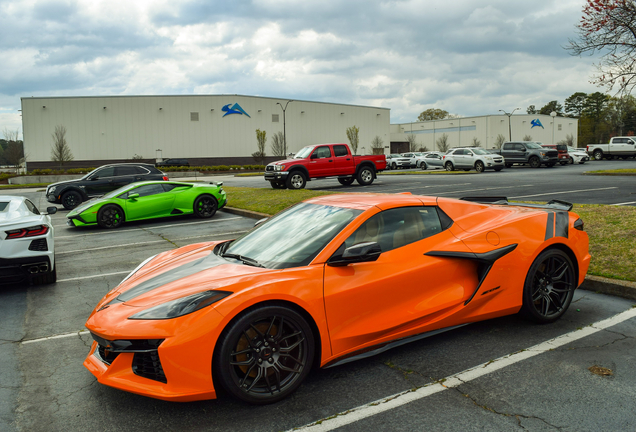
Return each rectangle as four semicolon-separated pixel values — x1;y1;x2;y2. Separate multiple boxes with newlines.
389;114;578;153
21;95;391;169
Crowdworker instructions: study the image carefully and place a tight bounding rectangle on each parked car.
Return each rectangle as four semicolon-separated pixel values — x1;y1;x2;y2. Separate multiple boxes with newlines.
442;148;505;172
386;154;402;170
420;152;444;170
46;163;169;210
83;193;589;404
542;144;570;165
155;158;190;167
0;196;57;284
400;152;426;168
67;181;227;229
567;146;589;164
264;143;386;189
493;141;559;168
586;136;636;160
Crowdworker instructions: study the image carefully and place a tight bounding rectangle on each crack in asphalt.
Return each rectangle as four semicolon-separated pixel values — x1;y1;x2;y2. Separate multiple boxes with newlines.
453;379;563;431
141;226;179;248
381;360;429;387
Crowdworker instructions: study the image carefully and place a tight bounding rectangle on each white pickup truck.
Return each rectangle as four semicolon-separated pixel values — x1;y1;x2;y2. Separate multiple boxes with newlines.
587;137;636;160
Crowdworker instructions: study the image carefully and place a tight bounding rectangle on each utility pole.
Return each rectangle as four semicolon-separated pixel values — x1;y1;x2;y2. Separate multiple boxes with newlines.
277;100;293;157
499;108;520;141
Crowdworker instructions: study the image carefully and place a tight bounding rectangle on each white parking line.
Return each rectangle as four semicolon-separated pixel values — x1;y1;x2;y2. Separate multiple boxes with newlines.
55;217;242;239
612;201;636;206
510;187;617;199
290;306;636;432
21;330;90;345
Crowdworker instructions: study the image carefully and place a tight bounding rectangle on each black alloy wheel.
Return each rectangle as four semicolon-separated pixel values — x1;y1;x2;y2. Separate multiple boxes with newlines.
420;161;427;170
445;162;454;171
214;305;315;404
286;171;307;190
61;191;82;210
529;157;541;168
194;195;218;218
338;177;355;186
356;167;375;186
520;249;575;324
97;205;125;229
475;161;485;173
270;181;286;189
593;150;603;161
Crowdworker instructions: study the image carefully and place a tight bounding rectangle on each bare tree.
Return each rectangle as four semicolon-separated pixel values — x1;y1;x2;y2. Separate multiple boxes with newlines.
50;125;74;168
252;129;267;164
494;134;506;149
346;126;360;154
406;134;418;151
2;127;19;143
131;154;144;160
436;133;450;152
371;135;384;154
557;134;575;147
472;137;481;147
271;131;285;157
523;134;533;141
4;141;24;167
418;145;429;152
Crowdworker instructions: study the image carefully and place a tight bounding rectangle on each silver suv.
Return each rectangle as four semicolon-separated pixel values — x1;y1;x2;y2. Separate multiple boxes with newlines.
442;148;505;173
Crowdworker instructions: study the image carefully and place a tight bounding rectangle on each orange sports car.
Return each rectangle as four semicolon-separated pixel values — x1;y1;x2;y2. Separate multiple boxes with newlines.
84;194;590;404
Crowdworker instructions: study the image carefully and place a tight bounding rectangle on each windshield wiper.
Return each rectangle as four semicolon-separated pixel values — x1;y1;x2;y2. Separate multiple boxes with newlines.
221;253;265;268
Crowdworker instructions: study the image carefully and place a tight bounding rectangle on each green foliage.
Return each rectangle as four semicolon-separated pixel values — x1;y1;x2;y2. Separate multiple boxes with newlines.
253;129;267;164
346;126;360;154
526;105;537;114
418;109;449;122
539;101;563;116
564;92;588;117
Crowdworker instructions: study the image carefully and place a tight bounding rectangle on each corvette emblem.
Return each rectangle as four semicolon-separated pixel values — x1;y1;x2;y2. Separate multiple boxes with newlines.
222;103;251;118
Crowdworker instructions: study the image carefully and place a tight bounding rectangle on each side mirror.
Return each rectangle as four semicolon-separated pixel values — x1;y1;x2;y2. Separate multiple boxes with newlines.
90;176;98;180
254;217;268;227
46;207;57;215
128;193;140;200
327;242;382;267
310;153;318;159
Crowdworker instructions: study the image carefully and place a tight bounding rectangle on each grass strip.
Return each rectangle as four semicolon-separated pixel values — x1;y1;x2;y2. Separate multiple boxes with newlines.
583;168;636;175
224;186;636;282
379;170;475;175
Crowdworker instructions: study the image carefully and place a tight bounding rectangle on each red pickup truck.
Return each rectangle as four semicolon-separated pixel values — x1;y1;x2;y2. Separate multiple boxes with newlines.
264;143;387;189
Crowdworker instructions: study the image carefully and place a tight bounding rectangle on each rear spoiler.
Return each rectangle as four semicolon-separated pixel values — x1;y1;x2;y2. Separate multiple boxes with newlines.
460;196;573;212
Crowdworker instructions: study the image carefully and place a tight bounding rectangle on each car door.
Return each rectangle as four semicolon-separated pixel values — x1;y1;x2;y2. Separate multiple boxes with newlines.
84;167;116;196
426;154;442;168
333;145;353;175
452;149;467;167
501;143;518;162
122;183;176;220
323;206;477;356
309;146;335;177
114;166;138;189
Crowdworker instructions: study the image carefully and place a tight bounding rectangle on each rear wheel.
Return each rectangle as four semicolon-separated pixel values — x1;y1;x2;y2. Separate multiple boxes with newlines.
194;194;218;218
214;305;315;404
475;161;485;173
97;205;125;229
420;161;427;170
529;157;541;168
338;177;355;186
520;249;576;324
61;191;82;210
356;166;374;186
593;150;603;161
445;162;454;171
286;171;307;190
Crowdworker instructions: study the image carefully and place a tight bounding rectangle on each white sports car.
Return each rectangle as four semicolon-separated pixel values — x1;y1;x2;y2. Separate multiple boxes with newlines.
0;195;57;285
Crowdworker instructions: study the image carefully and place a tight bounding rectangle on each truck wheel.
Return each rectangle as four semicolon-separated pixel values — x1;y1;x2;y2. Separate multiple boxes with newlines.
391;162;397;170
338;177;355;186
286;171;307;190
356;166;375;186
475;161;485;173
445;162;454;171
593;150;603;161
529;157;541;168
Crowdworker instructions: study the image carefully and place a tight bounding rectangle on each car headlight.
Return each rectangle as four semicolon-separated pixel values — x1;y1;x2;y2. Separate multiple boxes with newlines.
540;151;546;156
48;186;56;194
275;165;285;171
118;254;157;286
128;290;231;320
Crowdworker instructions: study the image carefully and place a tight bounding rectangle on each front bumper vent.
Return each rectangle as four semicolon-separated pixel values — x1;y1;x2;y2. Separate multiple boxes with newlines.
91;333;167;382
132;351;167;383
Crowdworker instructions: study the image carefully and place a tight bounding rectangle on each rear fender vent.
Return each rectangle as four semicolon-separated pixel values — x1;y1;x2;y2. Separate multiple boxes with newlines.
28;238;48;251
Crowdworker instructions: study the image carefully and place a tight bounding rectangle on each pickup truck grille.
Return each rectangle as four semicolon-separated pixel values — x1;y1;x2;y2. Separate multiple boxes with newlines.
265;165;274;172
546;150;558;158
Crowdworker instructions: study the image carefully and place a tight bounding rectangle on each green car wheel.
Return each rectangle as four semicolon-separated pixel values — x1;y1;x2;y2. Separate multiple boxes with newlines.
97;204;125;229
194;195;218;218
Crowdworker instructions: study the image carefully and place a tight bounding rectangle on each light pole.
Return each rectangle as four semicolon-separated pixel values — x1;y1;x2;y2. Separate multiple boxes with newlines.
550;111;557;144
499;108;520;141
276;100;293;157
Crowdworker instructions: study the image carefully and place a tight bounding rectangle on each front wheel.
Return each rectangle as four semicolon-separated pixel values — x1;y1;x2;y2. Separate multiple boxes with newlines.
214;305;315;404
445;162;454;171
62;191;82;210
593;150;603;161
194;194;218;218
391;162;397;170
97;205;125;229
520;249;576;324
356;166;375;186
529;157;541;168
286;172;307;190
475;161;485;173
419;161;427;169
569;157;574;165
338;177;355;186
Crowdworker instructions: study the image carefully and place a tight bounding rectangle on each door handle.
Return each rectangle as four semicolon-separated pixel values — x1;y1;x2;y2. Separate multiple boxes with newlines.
346;158;351;161
329;159;333;162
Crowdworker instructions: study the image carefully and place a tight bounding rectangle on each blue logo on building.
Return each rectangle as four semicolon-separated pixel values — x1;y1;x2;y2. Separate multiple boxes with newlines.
531;119;544;129
222;103;250;118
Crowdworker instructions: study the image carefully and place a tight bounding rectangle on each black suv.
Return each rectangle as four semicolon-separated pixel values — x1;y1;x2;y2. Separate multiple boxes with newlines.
46;163;168;210
155;158;190;167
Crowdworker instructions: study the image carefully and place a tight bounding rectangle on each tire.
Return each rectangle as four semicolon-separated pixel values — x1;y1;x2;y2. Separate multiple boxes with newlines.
213;305;315;405
569;157;574;165
520;249;576;324
61;190;82;210
593;150;603;161
31;265;57;285
286;171;307;190
270;181;286;189
338;177;355;186
194;194;218;218
494;167;502;172
356;166;375;186
391;162;397;170
97;204;125;229
463;168;470;171
529;157;541;168
475;161;485;173
420;161;427;170
505;163;513;168
445;162;454;171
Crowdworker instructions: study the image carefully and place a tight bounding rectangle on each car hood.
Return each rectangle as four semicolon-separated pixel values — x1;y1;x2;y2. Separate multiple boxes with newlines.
68;197;104;216
47;178;85;190
106;243;273;308
269;158;302;166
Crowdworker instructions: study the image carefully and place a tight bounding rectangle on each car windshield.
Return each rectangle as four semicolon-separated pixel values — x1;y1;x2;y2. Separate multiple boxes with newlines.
526;142;544;149
223;203;362;269
295;146;316;159
472;149;489;155
567;146;580;152
103;184;138;199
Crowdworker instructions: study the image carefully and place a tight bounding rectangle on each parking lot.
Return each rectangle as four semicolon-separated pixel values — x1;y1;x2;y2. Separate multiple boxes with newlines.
1;161;636;431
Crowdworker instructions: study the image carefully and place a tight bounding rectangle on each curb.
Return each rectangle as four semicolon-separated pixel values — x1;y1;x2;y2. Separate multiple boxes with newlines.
579;275;636;301
223;206;636;303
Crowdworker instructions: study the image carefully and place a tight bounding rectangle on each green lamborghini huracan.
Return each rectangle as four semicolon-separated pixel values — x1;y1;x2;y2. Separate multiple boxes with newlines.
66;181;227;229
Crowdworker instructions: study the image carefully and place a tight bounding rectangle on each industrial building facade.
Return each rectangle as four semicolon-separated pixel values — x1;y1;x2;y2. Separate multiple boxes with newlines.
21;95;391;169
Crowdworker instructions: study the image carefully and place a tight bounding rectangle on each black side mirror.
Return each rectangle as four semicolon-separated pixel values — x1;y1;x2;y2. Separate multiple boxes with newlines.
310;153;318;159
46;207;57;215
90;176;98;180
327;242;382;267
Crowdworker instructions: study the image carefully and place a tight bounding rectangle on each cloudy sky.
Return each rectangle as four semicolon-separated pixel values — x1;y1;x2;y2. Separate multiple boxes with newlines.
0;0;601;138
